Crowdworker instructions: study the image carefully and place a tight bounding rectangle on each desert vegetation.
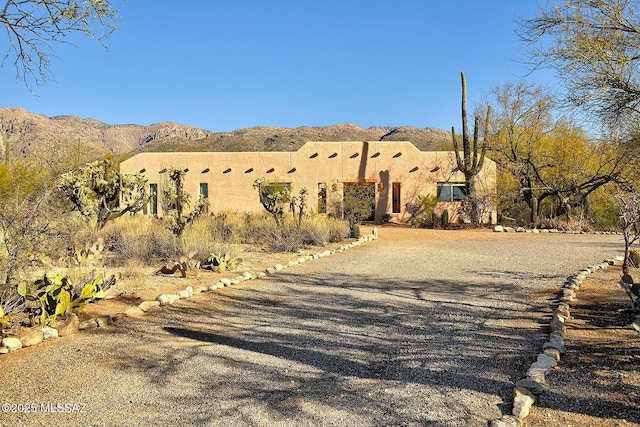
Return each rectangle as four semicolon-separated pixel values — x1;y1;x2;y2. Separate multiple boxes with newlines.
0;154;351;335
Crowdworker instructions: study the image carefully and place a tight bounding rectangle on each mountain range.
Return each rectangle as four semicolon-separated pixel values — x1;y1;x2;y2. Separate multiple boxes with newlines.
0;107;452;161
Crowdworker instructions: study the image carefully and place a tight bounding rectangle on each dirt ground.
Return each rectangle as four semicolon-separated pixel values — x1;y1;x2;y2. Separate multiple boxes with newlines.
525;264;640;427
3;225;640;426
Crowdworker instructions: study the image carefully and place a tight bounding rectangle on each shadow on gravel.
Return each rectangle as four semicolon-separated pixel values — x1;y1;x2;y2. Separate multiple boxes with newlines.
112;270;554;426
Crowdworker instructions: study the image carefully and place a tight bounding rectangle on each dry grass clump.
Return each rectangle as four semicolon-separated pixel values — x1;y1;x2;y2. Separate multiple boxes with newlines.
186;212;351;253
100;215;180;264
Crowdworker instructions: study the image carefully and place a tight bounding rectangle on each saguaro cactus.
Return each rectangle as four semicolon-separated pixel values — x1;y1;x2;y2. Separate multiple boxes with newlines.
451;71;491;197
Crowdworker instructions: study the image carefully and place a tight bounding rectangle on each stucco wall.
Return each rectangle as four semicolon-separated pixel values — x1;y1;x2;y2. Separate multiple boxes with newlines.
120;141;497;223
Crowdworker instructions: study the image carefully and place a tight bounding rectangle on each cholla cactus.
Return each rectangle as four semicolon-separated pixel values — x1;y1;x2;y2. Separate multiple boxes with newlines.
253;177;291;228
58;159;147;229
162;166;208;237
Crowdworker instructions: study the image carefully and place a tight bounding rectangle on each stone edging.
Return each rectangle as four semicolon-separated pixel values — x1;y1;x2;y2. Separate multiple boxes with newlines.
0;228;380;355
489;256;622;427
493;225;621;235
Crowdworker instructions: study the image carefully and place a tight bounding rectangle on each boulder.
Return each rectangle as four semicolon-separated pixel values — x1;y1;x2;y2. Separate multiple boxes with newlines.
20;330;44;348
156;294;170;305
490;415;520;427
515;378;547;395
56;313;79;337
2;337;22;352
512;394;534;419
494;225;505;232
138;301;160;312
41;326;59;340
125;307;145;317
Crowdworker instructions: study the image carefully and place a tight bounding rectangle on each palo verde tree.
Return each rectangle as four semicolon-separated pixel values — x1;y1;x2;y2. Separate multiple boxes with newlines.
58;159;148;230
0;0;119;88
487;80;626;225
451;71;491;198
518;0;640;127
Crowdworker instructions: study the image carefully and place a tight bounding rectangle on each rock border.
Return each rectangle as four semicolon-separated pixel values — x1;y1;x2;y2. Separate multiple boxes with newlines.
489;256;622;427
493;224;621;235
0;228;379;355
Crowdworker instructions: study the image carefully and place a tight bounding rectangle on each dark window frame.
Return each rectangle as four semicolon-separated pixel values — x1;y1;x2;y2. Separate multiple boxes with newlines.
437;182;466;202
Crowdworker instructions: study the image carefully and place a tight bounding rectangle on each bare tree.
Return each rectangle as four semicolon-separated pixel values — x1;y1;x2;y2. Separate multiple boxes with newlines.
518;0;640;126
0;0;119;87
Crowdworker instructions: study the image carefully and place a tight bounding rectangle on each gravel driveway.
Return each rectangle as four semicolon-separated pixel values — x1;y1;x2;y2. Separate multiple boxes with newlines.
0;228;623;426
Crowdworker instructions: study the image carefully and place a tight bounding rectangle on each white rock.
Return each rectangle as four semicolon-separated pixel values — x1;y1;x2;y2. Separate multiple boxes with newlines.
220;278;232;286
490;416;520;427
41;326;58;340
2;337;22;352
139;300;160;312
178;289;190;299
274;264;284;270
185;286;194;297
512;394;534;419
242;271;253;280
156;294;170;305
166;294;180;304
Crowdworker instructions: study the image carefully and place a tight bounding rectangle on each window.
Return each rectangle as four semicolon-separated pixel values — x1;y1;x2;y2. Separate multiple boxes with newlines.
263;182;291;193
392;182;401;213
317;183;327;213
437;182;466;202
199;183;209;199
148;183;158;215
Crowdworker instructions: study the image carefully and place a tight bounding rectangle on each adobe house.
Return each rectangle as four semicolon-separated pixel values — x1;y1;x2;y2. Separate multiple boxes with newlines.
119;141;497;223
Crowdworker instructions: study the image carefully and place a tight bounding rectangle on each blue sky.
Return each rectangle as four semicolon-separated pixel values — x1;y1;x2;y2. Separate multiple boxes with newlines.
0;1;554;133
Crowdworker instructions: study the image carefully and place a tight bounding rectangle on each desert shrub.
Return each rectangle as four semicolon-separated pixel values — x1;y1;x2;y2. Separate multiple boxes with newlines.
323;216;351;243
299;215;350;246
101;216;180;264
0;285;25;333
237;213;350;252
499;200;530;226
255;221;305;252
406;194;438;228
180;217;241;264
588;186;621;229
458;195;492;225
